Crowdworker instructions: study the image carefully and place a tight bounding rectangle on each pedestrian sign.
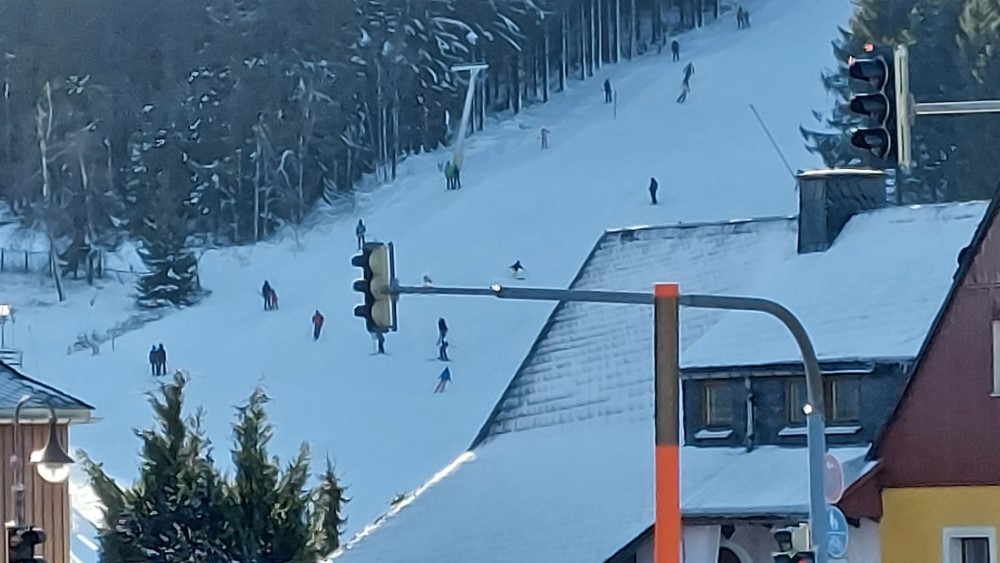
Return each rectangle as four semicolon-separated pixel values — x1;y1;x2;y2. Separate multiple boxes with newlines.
827;506;849;558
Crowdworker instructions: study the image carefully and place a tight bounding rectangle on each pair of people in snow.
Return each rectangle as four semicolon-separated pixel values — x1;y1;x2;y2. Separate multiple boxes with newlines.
149;344;168;376
262;280;279;310
736;6;751;28
444;161;462;190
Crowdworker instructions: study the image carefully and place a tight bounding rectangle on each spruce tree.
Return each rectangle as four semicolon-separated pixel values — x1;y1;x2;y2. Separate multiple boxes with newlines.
82;373;348;563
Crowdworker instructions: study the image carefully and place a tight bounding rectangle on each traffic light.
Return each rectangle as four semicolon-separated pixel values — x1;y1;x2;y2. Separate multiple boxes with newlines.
6;525;47;563
772;524;813;563
848;45;895;161
352;242;396;333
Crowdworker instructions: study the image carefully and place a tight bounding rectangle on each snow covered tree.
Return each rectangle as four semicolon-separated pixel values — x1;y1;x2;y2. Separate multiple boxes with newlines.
83;373;348;563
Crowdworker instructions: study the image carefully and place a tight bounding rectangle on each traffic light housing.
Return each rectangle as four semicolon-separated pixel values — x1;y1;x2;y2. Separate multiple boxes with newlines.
772;524;813;563
848;45;895;162
352;242;396;333
6;524;47;563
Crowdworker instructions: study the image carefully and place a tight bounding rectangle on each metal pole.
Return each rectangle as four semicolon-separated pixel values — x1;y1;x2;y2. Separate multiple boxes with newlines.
11;395;31;527
654;284;681;563
680;294;828;563
914;100;1000;115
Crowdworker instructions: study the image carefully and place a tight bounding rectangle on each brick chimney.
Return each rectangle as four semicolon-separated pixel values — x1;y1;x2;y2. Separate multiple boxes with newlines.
797;169;887;254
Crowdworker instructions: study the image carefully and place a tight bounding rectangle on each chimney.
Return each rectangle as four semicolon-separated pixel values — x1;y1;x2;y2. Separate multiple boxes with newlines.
797;168;887;254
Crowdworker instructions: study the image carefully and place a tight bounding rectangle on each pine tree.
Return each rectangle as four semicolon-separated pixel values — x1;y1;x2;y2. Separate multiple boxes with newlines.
82;373;348;563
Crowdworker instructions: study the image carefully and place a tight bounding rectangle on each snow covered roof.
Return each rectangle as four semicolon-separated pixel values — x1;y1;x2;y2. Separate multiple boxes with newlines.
332;201;987;562
0;361;94;419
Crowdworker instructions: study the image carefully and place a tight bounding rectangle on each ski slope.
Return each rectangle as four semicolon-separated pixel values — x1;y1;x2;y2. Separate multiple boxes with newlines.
0;0;854;545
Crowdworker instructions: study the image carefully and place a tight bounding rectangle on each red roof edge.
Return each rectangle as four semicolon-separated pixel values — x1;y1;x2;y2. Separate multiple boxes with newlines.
839;462;883;521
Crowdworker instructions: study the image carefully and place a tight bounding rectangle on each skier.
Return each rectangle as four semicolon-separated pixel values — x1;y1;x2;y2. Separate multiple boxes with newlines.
262;280;273;311
682;62;695;87
156;344;167;376
540;128;550;149
671;40;680;62
149;345;158;376
649;177;659;205
437;317;449;345
356;219;367;249
444;161;455;190
438;339;450;361
510;260;525;279
737;6;745;28
312;310;325;340
676;82;690;104
603;79;613;103
434;367;452;393
374;331;386;354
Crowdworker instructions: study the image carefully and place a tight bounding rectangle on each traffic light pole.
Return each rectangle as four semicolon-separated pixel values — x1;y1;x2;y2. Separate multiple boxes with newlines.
388;281;828;563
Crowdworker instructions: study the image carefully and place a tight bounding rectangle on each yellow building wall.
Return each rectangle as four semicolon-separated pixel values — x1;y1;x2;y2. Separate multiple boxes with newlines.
882;486;1000;563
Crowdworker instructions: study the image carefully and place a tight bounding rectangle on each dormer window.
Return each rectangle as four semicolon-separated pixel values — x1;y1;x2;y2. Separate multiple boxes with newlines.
787;377;861;425
702;380;733;428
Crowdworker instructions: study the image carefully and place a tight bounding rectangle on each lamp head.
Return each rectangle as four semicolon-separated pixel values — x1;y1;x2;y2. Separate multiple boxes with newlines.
29;409;74;483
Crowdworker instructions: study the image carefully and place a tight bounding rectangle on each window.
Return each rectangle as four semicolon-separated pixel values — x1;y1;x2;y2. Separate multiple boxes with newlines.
787;377;861;425
702;381;733;428
992;320;1000;395
943;527;996;563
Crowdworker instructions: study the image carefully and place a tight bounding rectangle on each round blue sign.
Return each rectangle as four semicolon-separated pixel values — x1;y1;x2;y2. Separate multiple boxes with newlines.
827;506;849;558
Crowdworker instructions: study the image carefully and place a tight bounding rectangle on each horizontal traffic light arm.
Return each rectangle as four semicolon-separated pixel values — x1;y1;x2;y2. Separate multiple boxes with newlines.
914;99;1000;115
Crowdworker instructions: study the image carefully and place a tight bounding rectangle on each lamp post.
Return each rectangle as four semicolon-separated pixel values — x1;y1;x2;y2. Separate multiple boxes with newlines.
0;303;11;348
10;395;75;528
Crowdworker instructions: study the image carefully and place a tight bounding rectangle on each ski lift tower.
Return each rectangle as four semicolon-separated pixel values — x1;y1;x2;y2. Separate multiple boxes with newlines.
450;62;488;171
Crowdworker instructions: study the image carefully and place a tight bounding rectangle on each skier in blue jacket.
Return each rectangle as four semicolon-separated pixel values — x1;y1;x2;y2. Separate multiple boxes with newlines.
434;367;452;393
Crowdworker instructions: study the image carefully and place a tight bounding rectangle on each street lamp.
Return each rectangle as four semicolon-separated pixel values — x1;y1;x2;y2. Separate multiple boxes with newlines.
11;395;75;527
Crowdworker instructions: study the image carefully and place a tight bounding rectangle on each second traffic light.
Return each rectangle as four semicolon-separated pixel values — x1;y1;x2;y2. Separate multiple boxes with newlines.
7;524;47;563
352;242;397;333
848;45;895;162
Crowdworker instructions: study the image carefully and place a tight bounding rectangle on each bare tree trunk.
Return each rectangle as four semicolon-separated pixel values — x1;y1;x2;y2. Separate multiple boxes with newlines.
253;122;261;242
630;0;637;59
35;82;64;302
4;81;10;167
580;2;588;79
560;13;568;91
594;0;602;69
615;0;622;63
235;147;242;242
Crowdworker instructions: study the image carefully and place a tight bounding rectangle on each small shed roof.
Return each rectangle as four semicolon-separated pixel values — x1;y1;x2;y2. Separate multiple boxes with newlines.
0;360;94;421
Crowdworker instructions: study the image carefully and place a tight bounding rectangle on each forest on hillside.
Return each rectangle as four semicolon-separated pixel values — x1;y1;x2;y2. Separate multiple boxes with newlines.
0;0;720;306
804;0;1000;204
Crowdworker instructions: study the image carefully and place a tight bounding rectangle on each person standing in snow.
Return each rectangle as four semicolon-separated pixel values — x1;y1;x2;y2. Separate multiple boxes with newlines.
149;345;158;376
444;161;455;190
156;344;167;376
312;310;325;340
434;367;452;393
540;128;550;149
438;339;450;361
356;219;367;249
682;62;695;87
649;177;659;205
437;317;449;345
604;79;613;103
262;280;273;311
453;163;462;190
510;260;525;279
742;9;750;27
737;6;745;28
374;331;386;354
671;40;680;62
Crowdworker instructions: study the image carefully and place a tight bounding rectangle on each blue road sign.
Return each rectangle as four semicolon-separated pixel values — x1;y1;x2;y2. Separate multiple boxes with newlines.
827;506;849;558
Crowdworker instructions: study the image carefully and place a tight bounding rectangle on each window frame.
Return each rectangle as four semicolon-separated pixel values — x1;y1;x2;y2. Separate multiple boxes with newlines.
786;376;862;426
992;320;1000;396
942;526;996;563
701;380;734;429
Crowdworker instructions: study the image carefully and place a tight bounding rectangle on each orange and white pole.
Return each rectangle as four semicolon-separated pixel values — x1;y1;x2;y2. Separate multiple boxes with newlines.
654;283;681;563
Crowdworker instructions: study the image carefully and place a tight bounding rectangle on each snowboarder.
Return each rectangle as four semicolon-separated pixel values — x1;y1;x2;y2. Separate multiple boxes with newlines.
676;82;690;104
444;161;456;190
438;339;450;361
671;40;680;62
682;62;695;87
540;128;550;149
356;219;367;249
649;177;659;205
374;331;386;354
156;344;167;376
604;79;613;103
434;367;452;393
149;345;158;376
737;6;745;28
510;260;525;279
312;310;325;340
262;280;273;311
437;317;449;345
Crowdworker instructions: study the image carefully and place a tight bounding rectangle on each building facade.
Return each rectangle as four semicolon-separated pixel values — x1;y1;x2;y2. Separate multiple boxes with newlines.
0;361;93;563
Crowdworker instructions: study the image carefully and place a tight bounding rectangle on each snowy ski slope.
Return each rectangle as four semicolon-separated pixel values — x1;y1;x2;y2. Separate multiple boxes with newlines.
0;0;853;543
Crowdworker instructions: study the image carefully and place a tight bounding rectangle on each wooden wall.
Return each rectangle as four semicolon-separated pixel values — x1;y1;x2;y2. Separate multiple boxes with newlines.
0;422;71;563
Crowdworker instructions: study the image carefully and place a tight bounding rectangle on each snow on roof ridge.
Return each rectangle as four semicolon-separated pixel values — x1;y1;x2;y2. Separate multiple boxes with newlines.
605;214;795;235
